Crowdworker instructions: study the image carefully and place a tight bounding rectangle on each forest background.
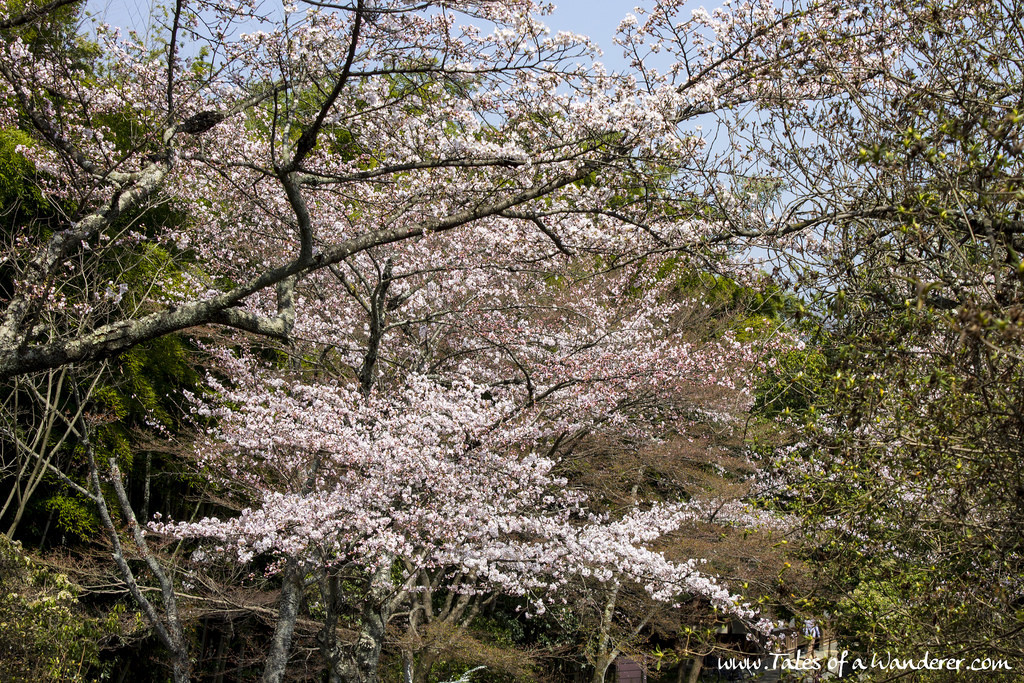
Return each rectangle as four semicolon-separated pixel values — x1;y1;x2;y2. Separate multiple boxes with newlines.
0;0;1022;681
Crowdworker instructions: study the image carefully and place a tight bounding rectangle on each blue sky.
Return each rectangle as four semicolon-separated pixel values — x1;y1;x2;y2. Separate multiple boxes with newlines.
86;0;663;73
545;0;632;63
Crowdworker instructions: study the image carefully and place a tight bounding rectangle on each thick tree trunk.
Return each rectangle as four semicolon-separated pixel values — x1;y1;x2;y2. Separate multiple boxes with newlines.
412;651;439;683
591;657;615;683
687;656;703;683
331;599;390;683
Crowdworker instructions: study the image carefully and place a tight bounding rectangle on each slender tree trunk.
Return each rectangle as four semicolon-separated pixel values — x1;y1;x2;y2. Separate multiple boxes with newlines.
320;571;346;683
213;628;228;683
402;581;423;683
83;433;191;682
3;369;99;538
5;370;68;536
402;652;414;683
262;557;305;683
330;559;395;683
141;450;152;523
37;506;54;549
265;447;323;682
591;583;620;683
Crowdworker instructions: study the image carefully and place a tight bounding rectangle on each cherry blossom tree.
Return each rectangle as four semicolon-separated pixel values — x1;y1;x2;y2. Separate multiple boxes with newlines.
0;0;907;380
0;0;785;668
151;242;777;682
0;0;678;378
